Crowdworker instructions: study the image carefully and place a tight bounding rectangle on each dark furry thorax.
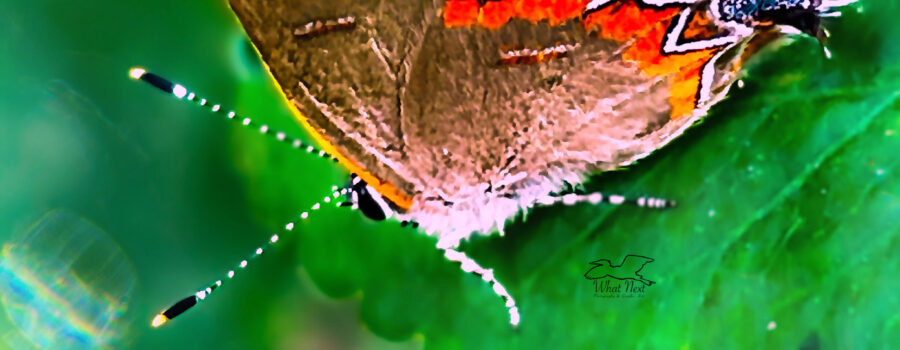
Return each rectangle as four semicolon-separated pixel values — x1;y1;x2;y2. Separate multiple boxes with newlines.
718;0;824;37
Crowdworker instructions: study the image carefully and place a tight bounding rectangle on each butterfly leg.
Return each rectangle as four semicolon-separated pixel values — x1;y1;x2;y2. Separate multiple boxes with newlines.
537;192;676;209
440;246;520;327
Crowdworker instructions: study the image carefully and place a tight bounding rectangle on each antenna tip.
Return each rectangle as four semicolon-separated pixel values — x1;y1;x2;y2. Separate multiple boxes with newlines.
151;313;169;328
129;67;146;80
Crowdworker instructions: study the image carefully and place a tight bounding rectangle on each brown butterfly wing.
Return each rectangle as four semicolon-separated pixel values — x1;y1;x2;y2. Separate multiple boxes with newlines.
228;1;744;230
229;0;432;203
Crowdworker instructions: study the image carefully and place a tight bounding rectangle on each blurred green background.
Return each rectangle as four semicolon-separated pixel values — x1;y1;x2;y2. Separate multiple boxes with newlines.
0;0;898;349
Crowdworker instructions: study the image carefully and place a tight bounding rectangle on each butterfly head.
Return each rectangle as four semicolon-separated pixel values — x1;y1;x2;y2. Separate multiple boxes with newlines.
718;0;857;41
348;174;395;222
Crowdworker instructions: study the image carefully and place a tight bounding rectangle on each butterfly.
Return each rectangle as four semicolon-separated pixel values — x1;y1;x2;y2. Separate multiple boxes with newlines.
141;0;856;328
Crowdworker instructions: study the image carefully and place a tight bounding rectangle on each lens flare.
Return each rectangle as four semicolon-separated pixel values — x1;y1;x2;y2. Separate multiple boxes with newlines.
0;210;136;350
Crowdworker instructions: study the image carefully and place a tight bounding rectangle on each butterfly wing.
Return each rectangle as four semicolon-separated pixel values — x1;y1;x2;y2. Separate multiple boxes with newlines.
229;0;432;209
229;0;756;234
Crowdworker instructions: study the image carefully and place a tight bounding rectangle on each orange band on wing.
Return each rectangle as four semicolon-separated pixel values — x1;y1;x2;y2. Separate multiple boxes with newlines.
583;2;679;40
480;0;515;28
444;0;588;28
444;0;481;27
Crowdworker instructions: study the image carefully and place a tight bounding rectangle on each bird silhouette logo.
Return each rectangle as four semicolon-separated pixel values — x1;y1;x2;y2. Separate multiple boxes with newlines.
584;255;655;287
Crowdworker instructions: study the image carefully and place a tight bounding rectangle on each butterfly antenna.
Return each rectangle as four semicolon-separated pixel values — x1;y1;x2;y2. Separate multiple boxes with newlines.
128;67;338;162
150;185;349;327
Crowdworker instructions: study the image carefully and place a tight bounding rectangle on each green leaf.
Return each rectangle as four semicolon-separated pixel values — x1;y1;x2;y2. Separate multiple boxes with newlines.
227;1;900;348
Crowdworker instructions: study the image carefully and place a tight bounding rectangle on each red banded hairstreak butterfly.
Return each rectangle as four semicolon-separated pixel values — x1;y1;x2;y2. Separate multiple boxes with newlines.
134;0;857;328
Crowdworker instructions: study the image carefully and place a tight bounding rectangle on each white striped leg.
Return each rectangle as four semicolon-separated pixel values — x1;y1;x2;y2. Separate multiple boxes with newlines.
441;247;520;327
537;192;676;209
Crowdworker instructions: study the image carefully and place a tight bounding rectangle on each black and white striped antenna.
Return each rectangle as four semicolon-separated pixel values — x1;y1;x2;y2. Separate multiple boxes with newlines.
128;67;355;327
128;67;338;162
149;186;350;327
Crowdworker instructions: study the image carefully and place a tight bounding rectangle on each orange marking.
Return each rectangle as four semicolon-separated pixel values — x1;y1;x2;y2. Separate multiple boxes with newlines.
444;0;480;27
583;3;679;41
444;0;587;28
669;60;706;118
480;0;515;29
622;20;716;78
514;0;587;25
582;2;721;119
580;1;720;119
